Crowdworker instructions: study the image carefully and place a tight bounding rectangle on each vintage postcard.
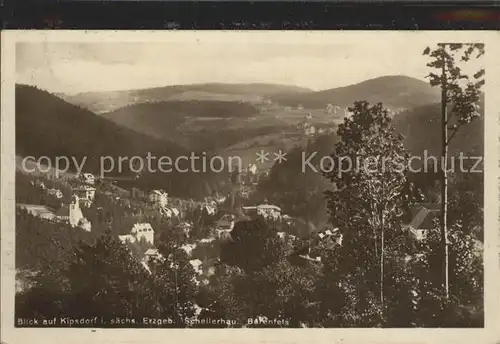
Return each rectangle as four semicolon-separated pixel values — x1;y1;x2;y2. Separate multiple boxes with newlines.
1;30;499;344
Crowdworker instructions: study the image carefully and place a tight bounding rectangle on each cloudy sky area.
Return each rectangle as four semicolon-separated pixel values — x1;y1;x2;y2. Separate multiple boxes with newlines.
16;37;435;94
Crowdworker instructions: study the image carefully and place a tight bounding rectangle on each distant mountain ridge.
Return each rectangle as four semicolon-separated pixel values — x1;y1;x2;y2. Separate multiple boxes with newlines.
59;83;313;114
55;75;442;154
270;75;441;110
23;75;475;180
57;76;438;114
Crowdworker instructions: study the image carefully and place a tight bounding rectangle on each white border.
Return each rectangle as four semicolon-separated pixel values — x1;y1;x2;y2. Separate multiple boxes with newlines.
1;31;499;344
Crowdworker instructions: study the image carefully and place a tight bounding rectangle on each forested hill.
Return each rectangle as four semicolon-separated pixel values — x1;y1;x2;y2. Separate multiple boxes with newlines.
15;84;224;200
60;82;313;113
393;99;484;159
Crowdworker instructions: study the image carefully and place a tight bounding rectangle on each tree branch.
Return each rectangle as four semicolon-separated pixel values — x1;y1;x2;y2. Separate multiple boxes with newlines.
446;121;466;146
445;102;458;125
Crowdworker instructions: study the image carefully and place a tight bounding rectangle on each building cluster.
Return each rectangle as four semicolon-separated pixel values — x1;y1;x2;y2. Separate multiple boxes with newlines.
325;104;342;115
118;222;163;274
147;189;185;220
53;195;92;231
291;226;344;265
19;163;357;281
148;189;168;207
118;223;155;245
313;226;343;248
20;173;97;231
242;203;282;221
116;220;217;285
325;104;405;118
214;214;236;240
297;113;316;137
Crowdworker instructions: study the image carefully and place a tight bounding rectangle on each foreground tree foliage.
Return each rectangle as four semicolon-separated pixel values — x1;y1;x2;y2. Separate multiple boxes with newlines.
423;43;484;298
16;229;198;327
323;101;414;308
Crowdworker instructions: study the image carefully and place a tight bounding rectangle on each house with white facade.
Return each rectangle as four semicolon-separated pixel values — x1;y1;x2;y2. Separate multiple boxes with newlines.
257;204;281;220
326;104;341;115
54;195;91;231
148;190;168;207
247;164;258;175
81;173;95;185
305;125;316;136
74;185;96;201
119;223;155;245
242;204;282;221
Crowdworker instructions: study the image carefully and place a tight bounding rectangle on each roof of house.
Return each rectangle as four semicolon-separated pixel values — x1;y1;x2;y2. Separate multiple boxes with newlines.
54;205;69;217
18;204;56;218
298;254;322;264
144;248;159;256
150;190;167;196
216;219;234;229
17;204;54;212
74;185;96;191
409;205;440;230
257;204;281;211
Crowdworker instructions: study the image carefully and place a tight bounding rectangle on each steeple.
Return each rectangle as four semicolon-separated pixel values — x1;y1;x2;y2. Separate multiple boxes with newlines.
69;194;83;227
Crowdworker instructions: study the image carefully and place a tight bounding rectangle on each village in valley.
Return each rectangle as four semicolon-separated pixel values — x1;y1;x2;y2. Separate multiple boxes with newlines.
12;39;485;328
15;156;347;291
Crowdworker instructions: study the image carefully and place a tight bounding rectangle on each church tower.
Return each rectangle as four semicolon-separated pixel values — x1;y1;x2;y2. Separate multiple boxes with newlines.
69;194;83;227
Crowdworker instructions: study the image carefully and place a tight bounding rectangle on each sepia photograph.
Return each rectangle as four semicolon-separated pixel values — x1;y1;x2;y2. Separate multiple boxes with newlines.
1;31;499;342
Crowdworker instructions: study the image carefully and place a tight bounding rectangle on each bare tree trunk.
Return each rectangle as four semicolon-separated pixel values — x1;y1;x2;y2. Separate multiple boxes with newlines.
440;62;450;299
380;212;385;305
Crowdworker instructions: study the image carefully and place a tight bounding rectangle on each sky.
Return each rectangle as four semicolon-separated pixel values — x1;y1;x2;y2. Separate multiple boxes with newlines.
16;36;437;95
